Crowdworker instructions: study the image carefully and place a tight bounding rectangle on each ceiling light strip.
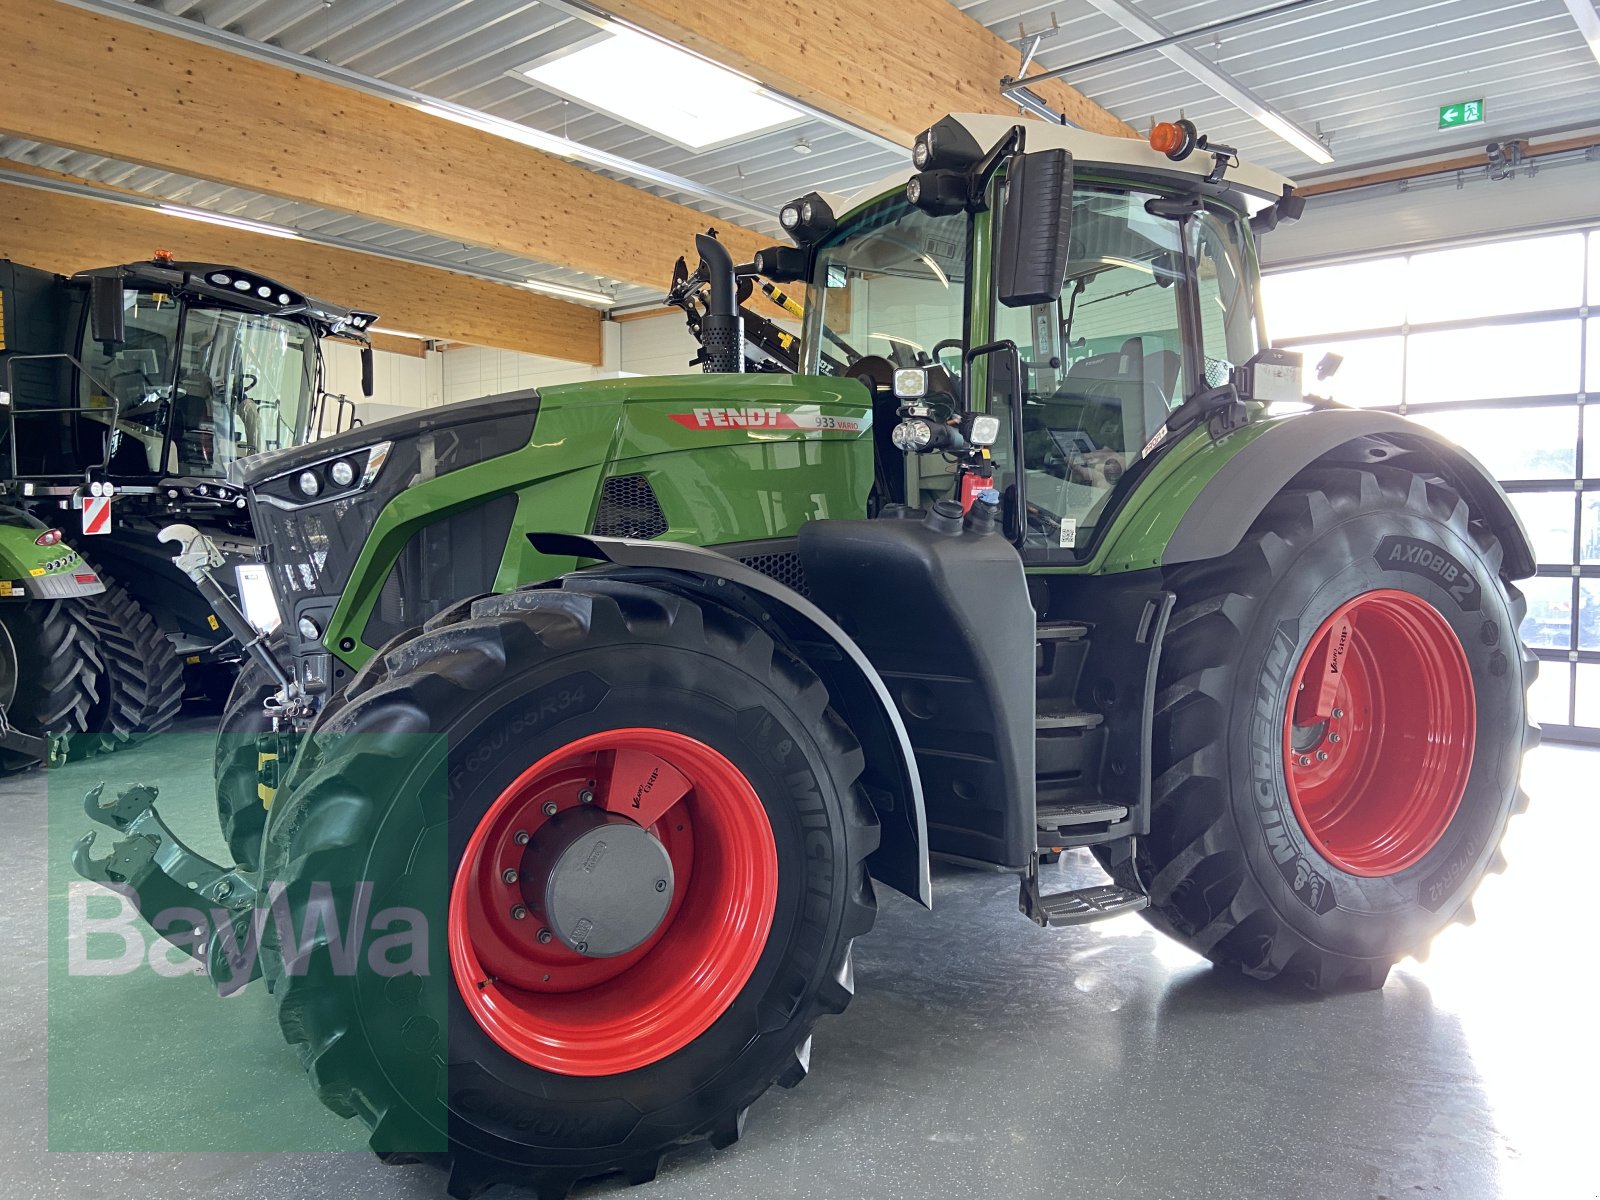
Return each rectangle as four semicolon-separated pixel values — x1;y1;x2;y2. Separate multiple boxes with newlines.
0;166;616;306
532;0;908;156
58;0;778;224
1563;0;1600;68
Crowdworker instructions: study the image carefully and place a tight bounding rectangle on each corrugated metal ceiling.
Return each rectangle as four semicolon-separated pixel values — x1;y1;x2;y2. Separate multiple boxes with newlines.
146;0;907;214
4;0;1595;323
960;0;1600;179
0;134;663;308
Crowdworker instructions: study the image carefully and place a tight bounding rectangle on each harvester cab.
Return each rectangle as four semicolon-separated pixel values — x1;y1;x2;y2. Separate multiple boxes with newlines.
0;253;378;768
77;114;1538;1199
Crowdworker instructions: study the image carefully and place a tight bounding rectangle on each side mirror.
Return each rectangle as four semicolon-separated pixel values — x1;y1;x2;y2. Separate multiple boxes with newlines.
360;344;375;398
1237;347;1304;403
996;149;1074;308
89;276;126;353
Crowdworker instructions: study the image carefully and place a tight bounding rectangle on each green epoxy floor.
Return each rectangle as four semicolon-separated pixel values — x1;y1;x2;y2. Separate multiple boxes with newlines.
1;719;1595;1199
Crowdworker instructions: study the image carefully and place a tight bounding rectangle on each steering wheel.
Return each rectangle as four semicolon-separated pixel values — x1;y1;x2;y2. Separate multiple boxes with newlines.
843;354;896;394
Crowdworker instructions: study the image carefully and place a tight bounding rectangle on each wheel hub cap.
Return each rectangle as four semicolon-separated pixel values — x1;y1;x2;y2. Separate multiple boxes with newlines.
448;727;779;1076
524;808;675;958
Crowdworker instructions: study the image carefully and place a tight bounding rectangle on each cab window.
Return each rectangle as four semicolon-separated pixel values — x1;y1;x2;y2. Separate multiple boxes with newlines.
1190;208;1259;387
991;187;1188;553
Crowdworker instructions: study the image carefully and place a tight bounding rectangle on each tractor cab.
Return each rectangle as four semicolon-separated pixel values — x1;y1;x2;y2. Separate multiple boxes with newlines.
775;114;1300;560
1;254;377;490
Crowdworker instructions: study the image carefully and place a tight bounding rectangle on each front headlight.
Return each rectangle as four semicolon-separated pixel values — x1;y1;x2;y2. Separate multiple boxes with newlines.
255;440;392;511
235;562;281;634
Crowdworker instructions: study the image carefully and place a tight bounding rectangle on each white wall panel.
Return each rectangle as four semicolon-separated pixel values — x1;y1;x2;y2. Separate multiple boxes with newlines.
617;316;702;378
440;345;601;405
319;339;442;433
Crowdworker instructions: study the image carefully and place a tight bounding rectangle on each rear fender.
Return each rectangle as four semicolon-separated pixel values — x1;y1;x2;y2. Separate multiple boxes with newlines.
529;532;932;909
1163;410;1536;579
0;514;104;599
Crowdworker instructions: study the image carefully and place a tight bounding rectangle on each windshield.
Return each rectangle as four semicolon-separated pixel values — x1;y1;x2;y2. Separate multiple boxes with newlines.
81;291;318;478
803;197;970;376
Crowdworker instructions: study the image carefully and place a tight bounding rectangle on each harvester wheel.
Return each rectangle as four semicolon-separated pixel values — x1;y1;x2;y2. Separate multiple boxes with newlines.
213;633;288;870
1109;464;1536;991
73;569;185;757
0;600;103;772
255;580;878;1196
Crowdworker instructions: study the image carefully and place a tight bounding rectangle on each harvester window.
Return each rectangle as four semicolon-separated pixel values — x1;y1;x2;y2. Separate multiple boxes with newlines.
172;307;317;477
77;288;180;474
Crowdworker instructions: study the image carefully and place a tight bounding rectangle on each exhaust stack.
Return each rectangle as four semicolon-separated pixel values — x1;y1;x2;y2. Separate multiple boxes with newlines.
695;233;743;374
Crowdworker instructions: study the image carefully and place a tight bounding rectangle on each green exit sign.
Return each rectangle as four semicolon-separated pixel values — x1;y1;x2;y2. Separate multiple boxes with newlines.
1439;99;1485;128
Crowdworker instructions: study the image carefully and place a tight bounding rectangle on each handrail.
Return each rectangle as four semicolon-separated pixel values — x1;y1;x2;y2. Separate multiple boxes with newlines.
2;353;127;482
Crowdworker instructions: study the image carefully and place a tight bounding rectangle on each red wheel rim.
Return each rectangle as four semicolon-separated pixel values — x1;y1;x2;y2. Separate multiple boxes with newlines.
1282;588;1476;877
449;728;778;1076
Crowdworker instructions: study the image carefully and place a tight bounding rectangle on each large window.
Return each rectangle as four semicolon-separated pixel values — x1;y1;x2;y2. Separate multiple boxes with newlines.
992;190;1259;555
79;295;317;478
1263;228;1598;743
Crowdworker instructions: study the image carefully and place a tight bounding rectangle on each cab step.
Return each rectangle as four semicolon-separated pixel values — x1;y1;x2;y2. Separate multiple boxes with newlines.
1020;878;1149;928
1036;622;1089;643
1037;801;1127;829
1036;707;1103;730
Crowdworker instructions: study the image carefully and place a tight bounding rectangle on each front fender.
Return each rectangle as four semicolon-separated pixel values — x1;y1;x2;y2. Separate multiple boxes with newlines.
529;532;932;909
1161;409;1535;579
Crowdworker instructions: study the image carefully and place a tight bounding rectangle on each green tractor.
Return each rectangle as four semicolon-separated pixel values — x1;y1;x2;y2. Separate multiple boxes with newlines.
0;253;376;769
75;115;1537;1197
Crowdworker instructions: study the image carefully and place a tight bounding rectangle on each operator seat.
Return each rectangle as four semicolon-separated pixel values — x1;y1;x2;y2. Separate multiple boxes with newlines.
1042;337;1170;455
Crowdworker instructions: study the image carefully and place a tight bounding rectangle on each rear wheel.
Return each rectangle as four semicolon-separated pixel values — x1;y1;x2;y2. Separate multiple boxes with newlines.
0;600;103;773
74;568;185;757
1115;465;1536;990
256;581;878;1196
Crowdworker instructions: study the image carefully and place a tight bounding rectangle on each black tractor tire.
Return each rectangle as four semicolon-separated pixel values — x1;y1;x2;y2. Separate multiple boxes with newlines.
254;580;879;1198
72;569;185;757
213;633;288;871
1101;464;1536;991
0;600;103;773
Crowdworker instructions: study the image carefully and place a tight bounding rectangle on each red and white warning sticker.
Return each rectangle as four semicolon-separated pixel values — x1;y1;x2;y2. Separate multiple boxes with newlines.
668;405;870;433
81;494;112;536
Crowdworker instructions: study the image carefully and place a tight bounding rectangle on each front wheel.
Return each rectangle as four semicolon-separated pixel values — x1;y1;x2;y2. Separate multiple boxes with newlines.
256;581;878;1196
1120;465;1536;991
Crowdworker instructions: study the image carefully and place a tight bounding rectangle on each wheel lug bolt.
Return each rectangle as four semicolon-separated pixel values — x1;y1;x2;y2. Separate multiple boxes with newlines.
514;830;530;845
537;929;553;944
578;788;595;804
1298;755;1312;767
655;879;668;892
1331;708;1344;719
542;802;558;817
502;868;518;884
511;905;527;920
1328;733;1341;744
1316;751;1329;762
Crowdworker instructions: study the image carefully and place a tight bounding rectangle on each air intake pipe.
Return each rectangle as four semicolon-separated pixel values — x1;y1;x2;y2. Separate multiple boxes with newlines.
695;232;744;374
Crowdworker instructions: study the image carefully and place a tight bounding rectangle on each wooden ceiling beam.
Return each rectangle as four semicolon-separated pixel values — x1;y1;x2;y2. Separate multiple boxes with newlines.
0;0;767;293
0;180;604;364
600;0;1137;142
